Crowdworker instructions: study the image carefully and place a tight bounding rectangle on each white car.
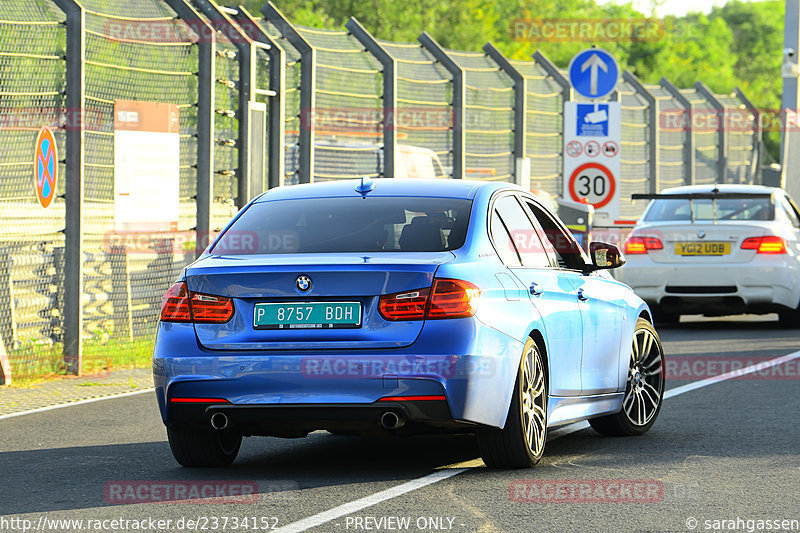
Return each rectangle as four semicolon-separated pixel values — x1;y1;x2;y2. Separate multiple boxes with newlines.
617;184;800;326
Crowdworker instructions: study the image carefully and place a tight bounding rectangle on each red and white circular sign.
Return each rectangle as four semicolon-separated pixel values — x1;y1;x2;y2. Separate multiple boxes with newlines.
566;140;583;157
568;162;616;209
602;141;619;157
584;140;600;157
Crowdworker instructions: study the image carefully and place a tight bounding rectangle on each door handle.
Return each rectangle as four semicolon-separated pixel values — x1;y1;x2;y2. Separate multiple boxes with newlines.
529;282;543;296
577;288;589;301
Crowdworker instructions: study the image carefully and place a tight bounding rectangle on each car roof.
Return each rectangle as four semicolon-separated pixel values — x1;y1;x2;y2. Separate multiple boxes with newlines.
254;178;519;202
660;184;782;195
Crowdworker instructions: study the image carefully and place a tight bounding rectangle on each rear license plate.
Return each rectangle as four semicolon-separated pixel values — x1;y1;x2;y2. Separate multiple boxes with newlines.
674;242;730;256
253;302;362;329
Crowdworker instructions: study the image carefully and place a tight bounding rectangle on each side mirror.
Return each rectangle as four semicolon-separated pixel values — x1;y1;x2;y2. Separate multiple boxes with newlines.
588;242;626;271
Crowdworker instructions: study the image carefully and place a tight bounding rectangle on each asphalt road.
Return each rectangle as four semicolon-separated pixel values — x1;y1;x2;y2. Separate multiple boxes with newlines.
1;315;799;533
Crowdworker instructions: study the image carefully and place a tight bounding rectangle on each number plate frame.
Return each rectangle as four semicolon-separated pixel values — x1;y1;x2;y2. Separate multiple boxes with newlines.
674;242;731;256
253;301;362;330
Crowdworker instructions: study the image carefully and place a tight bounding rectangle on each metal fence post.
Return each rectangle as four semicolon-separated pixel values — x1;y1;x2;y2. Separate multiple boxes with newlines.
52;0;84;374
532;51;571;104
483;43;526;187
660;77;695;186
234;7;285;189
624;71;659;194
262;1;314;184
164;0;215;256
419;33;464;179
191;0;257;206
346;17;397;179
532;50;571;196
695;81;728;183
734;87;762;184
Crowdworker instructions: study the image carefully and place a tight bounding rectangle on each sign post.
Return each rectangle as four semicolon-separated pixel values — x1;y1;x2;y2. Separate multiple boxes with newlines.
563;48;621;225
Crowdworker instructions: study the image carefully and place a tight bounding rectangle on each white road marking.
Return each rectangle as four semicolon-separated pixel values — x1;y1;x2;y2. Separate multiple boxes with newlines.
0;388;154;421
272;469;468;533
664;350;800;399
274;349;800;533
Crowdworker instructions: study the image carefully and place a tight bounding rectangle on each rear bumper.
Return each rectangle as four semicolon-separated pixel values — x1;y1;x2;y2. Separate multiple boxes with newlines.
152;319;523;431
168;399;457;436
618;259;800;313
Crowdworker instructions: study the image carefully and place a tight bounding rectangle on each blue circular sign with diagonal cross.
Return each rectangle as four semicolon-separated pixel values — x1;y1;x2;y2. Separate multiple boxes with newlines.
568;48;619;99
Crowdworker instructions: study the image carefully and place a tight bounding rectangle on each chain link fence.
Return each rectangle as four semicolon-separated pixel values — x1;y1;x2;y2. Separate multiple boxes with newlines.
512;59;564;197
0;0;762;383
0;0;66;380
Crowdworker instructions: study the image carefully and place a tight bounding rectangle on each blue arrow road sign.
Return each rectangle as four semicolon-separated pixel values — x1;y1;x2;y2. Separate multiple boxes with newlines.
568;48;619;99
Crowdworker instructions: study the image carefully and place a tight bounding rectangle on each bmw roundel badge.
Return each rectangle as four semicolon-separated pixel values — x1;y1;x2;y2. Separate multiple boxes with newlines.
296;275;312;292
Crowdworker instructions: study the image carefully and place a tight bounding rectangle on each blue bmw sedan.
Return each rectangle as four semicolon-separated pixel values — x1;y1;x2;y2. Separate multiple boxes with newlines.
154;179;665;468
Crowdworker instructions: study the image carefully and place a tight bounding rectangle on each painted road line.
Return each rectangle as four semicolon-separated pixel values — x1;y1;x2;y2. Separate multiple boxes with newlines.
272;469;468;533
0;388;154;421
276;349;800;533
664;350;800;399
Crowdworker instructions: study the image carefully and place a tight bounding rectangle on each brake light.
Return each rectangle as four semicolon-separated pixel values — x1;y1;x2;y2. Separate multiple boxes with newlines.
160;282;234;323
378;278;480;321
741;236;787;254
160;282;191;322
624;236;663;255
428;279;481;319
379;288;430;321
190;292;234;323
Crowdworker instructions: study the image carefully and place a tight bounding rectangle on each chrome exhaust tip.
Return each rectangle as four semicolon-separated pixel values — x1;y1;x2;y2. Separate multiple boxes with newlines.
210;412;229;430
379;410;405;430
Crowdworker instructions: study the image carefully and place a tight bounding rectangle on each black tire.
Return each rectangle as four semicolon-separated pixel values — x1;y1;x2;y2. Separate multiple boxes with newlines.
167;427;242;467
651;306;679;326
590;318;665;437
778;307;800;329
477;338;547;468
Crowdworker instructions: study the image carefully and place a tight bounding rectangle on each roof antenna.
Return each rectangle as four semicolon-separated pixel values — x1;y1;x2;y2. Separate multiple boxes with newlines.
355;176;375;197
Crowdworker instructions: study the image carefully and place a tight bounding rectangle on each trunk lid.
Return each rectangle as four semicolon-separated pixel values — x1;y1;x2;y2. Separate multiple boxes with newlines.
185;252;453;350
633;222;769;264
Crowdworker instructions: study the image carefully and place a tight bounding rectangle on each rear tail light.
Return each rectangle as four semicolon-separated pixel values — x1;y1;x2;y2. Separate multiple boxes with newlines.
378;278;480;321
160;282;192;322
378;288;430;320
428;279;481;319
160;282;234;323
624;236;663;255
190;292;234;323
741;235;787;254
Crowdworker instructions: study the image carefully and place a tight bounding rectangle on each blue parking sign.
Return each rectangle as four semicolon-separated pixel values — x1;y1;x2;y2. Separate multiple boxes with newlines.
568;48;619;99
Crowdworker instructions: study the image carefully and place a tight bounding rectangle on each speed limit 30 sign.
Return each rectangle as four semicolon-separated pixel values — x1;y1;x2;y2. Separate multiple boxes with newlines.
568;162;616;209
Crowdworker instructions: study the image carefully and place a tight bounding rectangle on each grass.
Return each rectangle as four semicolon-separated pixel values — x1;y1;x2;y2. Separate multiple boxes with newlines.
6;336;155;386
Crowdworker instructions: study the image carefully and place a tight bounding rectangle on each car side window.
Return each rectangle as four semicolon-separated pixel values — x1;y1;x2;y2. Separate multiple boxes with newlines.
781;198;800;228
523;200;587;271
493;195;551;268
490;210;521;266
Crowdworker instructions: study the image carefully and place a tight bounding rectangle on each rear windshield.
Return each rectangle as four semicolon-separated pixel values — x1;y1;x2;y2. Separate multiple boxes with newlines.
211;196;472;254
645;198;774;222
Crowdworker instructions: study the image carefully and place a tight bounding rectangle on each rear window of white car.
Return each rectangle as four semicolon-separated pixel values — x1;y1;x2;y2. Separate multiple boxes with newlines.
645;198;774;222
211;196;472;254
